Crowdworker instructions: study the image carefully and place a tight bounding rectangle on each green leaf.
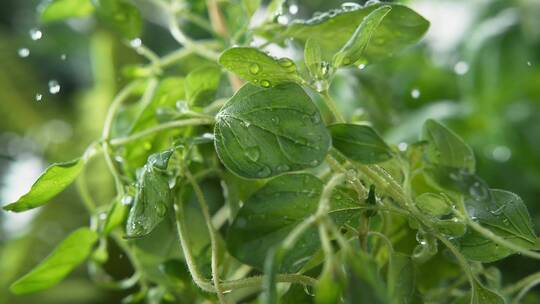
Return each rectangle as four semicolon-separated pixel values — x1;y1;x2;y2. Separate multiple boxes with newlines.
10;228;98;294
185;66;222;107
457;189;537;262
93;0;142;39
422;119;475;173
344;251;389;304
214;83;331;179
126;150;173;238
282;284;314;304
258;3;429;62
3;159;84;212
103;198;128;235
415;193;451;217
242;0;261;18
455;279;505;304
333;5;392;67
329;123;393;164
304;38;326;80
218;47;300;88
387;253;415;304
226;173;359;272
40;0;95;23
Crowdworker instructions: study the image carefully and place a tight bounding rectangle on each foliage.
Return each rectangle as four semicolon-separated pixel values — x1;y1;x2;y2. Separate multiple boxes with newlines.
2;0;540;303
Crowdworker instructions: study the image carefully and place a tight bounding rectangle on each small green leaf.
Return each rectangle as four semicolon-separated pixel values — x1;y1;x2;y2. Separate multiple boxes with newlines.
185;66;221;107
329;123;393;164
415;193;451;217
93;0;142;39
40;0;95;23
3;159;84;212
457;189;537;262
455;279;505;304
126;150;173;238
214;83;330;179
218;47;301;88
422;119;475;173
304;38;326;80
344;251;389;304
226;173;359;272
333;5;392;67
10;228;98;294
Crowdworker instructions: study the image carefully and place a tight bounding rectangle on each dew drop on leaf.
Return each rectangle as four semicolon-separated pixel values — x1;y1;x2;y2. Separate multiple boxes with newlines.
244;146;261;162
341;2;362;11
249;63;260;75
276;164;290;172
257;166;272;178
260;80;271;88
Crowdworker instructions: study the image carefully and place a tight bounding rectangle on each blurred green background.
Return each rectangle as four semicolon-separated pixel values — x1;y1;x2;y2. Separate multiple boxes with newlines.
1;0;539;303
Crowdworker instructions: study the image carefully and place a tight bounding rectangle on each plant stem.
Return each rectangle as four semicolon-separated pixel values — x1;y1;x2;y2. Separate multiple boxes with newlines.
101;81;141;195
168;13;219;61
503;270;540;294
185;170;227;303
110;118;215;146
320;90;345;123
436;235;476;292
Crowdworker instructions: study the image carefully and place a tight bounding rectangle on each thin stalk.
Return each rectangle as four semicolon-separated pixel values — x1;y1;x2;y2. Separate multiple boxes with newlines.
168;14;219;61
185;170;227;304
110;118;215;146
320;90;345;123
436;236;476;292
504;270;540;294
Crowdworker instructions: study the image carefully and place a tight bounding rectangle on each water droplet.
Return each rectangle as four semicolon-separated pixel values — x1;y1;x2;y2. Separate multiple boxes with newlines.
18;48;30;58
245;146;260;162
527;61;532;67
122;195;133;205
411;88;421;99
176;100;189;113
35;93;43;101
257;166;272;178
309;159;319;167
29;28;42;40
289;4;299;14
260;80;271;88
278;58;295;68
271;116;280;124
48;80;61;94
341;2;362;11
242;121;251;128
60;54;67;60
99;213;107;220
365;0;381;6
249;63;260;75
276;164;290;172
310;113;321;124
129;38;142;48
201;132;214;140
358;63;366;70
454;61;469;75
492;145;511;162
314;80;327;92
469;182;488;200
277;15;289;25
398;142;408;151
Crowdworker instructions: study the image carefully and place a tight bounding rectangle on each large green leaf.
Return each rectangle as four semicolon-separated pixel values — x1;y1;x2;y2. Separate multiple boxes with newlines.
422;119;475;173
333;5;392;67
214;83;330;179
126;150;173;238
218;47;301;88
93;0;142;39
10;228;98;294
226;173;359;272
40;0;95;23
257;3;428;63
457;189;537;262
329;123;393;164
3;159;84;212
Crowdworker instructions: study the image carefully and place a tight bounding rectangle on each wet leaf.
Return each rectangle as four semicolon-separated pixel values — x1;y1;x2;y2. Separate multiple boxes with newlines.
329;123;393;164
214;83;330;179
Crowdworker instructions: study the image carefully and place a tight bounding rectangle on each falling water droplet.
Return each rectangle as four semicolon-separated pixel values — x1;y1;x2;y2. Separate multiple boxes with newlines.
245;146;261;162
249;63;260;75
35;93;43;101
48;80;61;94
289;4;299;14
29;28;43;40
454;61;469;75
411;88;421;99
18;48;30;58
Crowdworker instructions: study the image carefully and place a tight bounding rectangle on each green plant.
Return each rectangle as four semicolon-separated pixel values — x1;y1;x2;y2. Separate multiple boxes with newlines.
3;0;540;303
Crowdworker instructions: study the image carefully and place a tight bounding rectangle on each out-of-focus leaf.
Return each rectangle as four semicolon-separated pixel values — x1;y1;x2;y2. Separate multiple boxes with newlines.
40;0;95;23
185;66;221;107
93;0;142;39
387;253;415;304
10;228;98;294
3;158;84;212
344;251;388;304
415;193;451;217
